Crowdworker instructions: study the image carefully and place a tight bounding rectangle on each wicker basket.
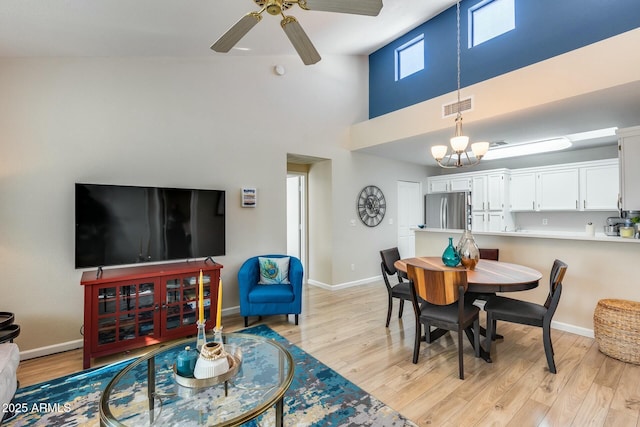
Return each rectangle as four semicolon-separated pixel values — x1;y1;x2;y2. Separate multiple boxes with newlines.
593;299;640;365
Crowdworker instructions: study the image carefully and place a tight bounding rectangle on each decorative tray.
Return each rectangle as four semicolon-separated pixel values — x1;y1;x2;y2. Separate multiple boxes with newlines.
173;345;242;388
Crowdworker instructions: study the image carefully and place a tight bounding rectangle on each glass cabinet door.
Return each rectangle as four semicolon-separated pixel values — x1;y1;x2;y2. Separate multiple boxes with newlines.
97;287;117;345
94;281;157;347
137;282;155;338
165;278;181;330
163;273;211;333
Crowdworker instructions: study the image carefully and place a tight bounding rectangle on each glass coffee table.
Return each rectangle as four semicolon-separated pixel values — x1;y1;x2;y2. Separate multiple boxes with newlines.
100;333;293;427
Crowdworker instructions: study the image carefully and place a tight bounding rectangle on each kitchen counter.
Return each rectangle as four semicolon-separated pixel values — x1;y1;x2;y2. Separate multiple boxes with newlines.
412;227;640;243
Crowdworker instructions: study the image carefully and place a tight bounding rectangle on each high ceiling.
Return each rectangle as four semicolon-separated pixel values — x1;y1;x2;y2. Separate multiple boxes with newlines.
1;0;636;166
0;0;457;58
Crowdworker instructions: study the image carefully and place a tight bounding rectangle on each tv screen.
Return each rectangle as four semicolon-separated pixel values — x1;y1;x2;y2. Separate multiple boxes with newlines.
75;183;225;269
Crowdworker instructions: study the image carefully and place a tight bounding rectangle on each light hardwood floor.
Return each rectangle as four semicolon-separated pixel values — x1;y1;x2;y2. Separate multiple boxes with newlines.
16;283;640;426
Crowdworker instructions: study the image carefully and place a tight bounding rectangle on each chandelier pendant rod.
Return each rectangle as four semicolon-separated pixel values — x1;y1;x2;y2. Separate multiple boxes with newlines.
456;0;461;111
431;1;489;168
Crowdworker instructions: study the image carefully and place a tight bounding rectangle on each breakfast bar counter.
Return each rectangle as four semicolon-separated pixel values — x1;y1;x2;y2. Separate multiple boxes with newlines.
413;227;640;244
413;228;640;336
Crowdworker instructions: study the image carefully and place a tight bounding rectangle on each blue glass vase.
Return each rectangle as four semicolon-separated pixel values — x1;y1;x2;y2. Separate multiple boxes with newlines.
442;237;461;267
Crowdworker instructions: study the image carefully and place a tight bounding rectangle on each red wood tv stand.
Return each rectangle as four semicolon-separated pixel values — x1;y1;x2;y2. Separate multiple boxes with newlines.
80;260;222;368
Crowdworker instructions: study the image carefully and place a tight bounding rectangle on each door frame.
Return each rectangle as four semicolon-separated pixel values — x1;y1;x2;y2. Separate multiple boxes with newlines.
286;172;307;269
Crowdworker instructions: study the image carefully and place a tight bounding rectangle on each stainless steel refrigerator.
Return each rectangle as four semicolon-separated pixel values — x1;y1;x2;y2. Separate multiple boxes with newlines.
424;191;471;230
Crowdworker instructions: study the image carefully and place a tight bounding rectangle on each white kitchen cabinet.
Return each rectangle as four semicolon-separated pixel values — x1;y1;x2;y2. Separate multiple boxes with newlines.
472;173;506;211
471;212;486;232
618;126;640;211
508;160;617;212
487;212;504;232
537;168;580;210
450;176;472;192
427;175;471;193
471;211;506;232
580;161;619;211
470;171;512;231
471;176;487;211
509;172;536;211
487;173;506;211
428;176;450;193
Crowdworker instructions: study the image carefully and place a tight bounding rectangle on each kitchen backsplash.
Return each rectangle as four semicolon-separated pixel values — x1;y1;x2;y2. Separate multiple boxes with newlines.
513;211;617;233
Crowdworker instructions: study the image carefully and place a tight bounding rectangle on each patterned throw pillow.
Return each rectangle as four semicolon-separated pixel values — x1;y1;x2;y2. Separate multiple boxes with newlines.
258;257;291;284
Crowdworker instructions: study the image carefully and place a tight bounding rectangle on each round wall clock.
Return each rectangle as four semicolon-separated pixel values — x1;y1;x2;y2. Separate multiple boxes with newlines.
357;185;386;227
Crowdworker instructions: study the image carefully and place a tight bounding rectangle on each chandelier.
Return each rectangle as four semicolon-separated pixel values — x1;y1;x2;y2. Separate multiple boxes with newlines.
431;1;489;168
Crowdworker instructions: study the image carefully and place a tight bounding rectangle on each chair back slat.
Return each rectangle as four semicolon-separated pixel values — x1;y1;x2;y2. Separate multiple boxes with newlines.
407;264;468;306
545;259;568;309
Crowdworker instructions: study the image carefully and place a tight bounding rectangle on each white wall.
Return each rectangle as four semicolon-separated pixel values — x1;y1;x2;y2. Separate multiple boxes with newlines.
329;152;428;285
0;55;428;353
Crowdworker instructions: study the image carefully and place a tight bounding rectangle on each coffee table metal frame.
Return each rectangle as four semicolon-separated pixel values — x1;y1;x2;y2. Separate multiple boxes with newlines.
99;332;294;427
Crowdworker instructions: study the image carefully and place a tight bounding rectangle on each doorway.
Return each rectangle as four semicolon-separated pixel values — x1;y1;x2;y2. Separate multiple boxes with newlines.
287;153;331;285
286;173;307;268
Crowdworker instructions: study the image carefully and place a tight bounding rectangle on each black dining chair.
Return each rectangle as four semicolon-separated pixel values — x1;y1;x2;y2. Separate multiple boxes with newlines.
407;264;480;380
380;248;412;327
484;259;568;374
479;248;499;262
471;248;500;337
467;248;502;340
469;248;500;304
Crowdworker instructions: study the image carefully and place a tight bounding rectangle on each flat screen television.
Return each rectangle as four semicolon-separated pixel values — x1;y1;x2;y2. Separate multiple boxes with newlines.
75;183;225;269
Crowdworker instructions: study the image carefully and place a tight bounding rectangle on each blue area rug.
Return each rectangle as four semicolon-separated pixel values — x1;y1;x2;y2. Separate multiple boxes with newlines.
6;325;416;426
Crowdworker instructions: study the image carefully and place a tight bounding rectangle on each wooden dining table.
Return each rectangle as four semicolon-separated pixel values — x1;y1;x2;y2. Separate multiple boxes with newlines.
394;257;543;293
394;256;543;362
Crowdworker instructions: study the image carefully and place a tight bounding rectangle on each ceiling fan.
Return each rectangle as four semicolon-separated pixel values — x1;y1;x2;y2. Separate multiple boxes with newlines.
211;0;384;65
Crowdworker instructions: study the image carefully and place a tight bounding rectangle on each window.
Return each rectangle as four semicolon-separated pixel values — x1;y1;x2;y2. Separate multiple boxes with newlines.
469;0;515;47
395;34;424;81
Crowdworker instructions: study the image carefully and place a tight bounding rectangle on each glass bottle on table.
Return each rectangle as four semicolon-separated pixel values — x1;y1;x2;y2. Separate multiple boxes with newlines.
457;229;480;270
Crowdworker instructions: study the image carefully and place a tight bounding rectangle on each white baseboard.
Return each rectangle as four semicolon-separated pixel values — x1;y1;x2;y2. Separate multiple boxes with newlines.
552;320;594;338
307;275;381;291
20;339;83;361
222;306;240;316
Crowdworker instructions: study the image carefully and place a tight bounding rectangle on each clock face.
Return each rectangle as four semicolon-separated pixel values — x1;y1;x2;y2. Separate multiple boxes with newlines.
357;185;386;227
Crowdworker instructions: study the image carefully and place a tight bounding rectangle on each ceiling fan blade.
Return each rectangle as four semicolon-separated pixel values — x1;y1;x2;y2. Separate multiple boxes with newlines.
211;12;262;53
281;16;321;65
298;0;383;16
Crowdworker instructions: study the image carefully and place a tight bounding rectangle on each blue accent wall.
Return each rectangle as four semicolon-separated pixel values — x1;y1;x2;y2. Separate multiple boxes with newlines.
369;0;640;119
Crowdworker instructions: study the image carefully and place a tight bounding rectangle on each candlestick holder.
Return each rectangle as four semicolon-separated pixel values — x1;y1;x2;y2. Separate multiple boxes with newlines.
213;326;224;353
196;321;207;351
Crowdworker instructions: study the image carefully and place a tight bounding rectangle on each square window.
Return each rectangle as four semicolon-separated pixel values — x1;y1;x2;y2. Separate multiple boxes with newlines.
395;34;424;81
469;0;515;47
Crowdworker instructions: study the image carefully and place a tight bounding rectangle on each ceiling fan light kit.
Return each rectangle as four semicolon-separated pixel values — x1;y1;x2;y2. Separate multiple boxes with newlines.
211;0;384;65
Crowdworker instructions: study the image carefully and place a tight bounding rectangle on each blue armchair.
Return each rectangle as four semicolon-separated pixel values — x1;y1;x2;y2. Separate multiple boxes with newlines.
238;254;304;327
